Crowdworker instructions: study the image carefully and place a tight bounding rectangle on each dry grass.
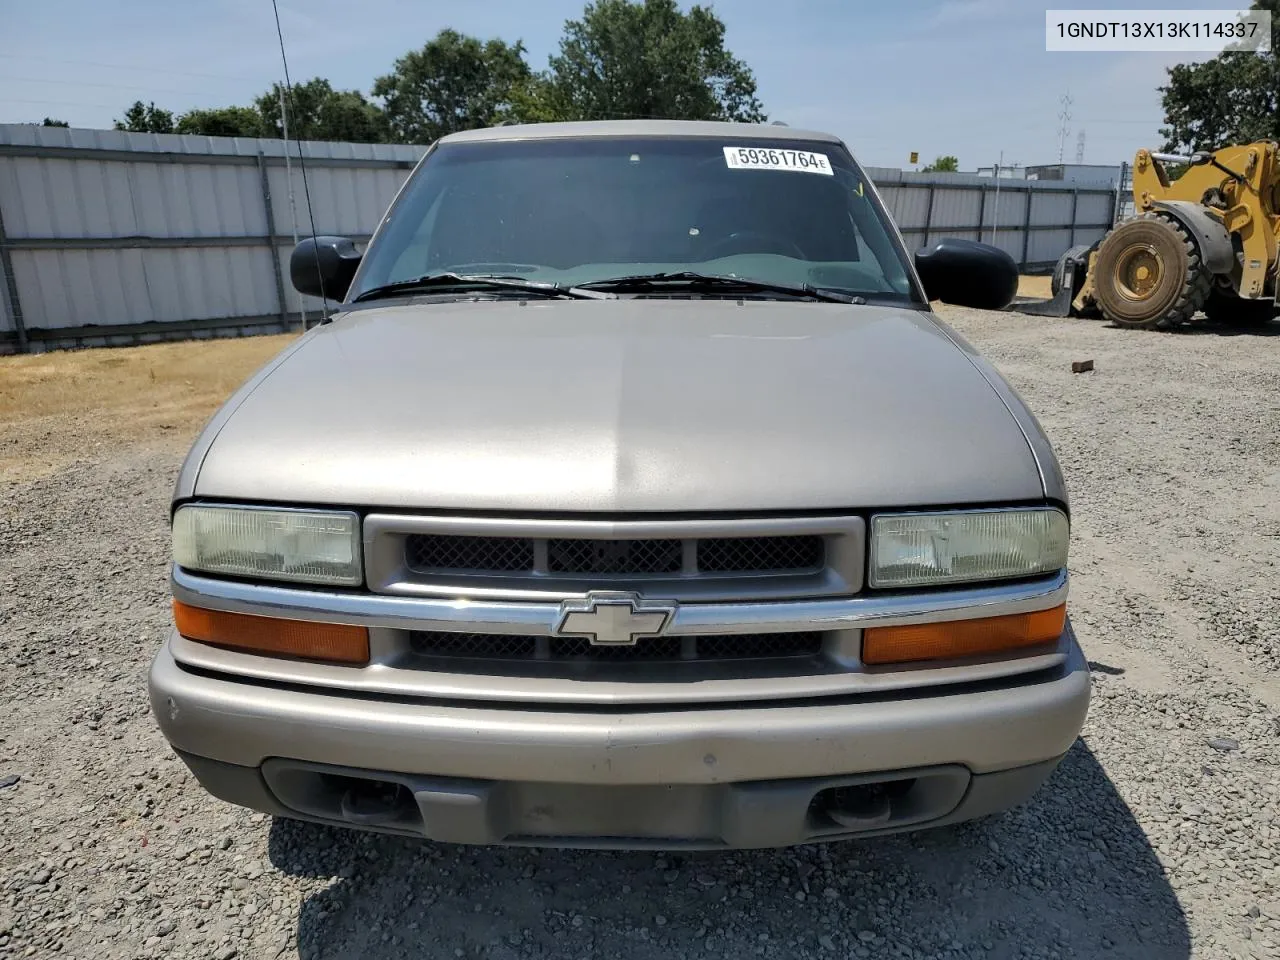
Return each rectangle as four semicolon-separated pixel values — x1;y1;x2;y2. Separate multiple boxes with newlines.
0;334;297;483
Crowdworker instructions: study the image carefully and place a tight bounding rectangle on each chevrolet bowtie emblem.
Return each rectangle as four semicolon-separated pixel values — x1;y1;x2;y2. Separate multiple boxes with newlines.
554;592;677;646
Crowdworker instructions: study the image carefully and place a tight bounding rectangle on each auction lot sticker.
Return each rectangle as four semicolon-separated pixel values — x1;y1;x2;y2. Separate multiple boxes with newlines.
723;146;833;175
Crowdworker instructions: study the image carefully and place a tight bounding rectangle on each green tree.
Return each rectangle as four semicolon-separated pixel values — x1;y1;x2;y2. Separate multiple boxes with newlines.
175;106;267;138
547;0;765;122
1159;0;1278;150
41;118;69;127
502;74;571;125
923;155;959;173
114;100;175;134
256;79;388;143
373;30;532;143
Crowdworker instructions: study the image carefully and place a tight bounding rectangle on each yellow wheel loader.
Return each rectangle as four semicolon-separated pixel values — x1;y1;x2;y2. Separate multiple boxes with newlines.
1021;141;1279;329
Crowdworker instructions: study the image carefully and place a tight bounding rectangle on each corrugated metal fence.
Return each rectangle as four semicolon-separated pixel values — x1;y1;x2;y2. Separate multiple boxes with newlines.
865;167;1117;267
0;125;423;354
0;125;1119;354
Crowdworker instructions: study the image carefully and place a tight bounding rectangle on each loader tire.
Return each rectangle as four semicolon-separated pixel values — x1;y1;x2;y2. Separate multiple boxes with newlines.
1092;214;1211;330
1203;289;1277;328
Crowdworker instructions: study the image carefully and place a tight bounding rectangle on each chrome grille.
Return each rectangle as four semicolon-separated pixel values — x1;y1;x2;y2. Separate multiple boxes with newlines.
368;514;865;603
409;631;824;663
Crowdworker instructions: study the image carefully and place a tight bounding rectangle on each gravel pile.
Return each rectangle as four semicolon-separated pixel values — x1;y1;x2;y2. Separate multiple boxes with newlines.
1;307;1278;960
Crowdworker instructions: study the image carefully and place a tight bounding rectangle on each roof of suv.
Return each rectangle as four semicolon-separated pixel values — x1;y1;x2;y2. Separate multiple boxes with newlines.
437;119;843;145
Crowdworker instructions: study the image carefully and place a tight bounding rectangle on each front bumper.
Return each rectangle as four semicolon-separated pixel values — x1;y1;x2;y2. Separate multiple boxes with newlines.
150;626;1090;847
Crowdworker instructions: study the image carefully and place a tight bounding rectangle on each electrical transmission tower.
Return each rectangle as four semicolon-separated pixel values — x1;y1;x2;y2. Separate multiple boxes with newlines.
1057;93;1073;164
1076;129;1086;164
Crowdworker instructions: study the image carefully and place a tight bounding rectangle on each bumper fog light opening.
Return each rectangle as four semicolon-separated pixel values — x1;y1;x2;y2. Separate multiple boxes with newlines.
338;779;416;827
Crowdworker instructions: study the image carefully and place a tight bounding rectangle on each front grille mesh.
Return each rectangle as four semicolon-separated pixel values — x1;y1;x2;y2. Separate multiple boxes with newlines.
409;631;824;663
404;533;824;577
695;633;823;659
406;632;534;659
553;636;686;660
697;536;824;573
407;535;533;573
548;538;682;574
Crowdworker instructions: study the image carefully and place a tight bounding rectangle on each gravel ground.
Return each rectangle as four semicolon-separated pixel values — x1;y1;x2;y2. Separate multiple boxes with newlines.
2;307;1279;960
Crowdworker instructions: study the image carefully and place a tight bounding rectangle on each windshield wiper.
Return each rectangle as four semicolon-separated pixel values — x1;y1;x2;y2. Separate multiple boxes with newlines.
352;273;609;303
576;271;866;304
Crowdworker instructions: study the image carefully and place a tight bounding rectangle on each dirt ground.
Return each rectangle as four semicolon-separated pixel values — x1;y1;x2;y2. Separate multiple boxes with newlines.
2;295;1278;960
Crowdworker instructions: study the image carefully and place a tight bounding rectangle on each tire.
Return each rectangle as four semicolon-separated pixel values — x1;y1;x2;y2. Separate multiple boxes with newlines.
1203;288;1277;328
1091;214;1212;330
1050;244;1092;297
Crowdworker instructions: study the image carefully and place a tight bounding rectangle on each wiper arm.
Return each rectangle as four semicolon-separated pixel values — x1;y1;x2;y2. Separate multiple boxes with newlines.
576;271;865;304
352;273;609;303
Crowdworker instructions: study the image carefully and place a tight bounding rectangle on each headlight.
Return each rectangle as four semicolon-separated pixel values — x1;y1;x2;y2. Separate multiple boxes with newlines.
172;505;362;586
869;508;1068;589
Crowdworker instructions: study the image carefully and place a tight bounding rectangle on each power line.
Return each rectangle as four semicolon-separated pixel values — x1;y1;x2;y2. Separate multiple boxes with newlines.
0;52;258;83
0;74;209;96
3;97;122;109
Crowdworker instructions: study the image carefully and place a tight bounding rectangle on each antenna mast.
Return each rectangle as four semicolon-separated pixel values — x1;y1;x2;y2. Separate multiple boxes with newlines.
278;86;306;328
270;0;330;325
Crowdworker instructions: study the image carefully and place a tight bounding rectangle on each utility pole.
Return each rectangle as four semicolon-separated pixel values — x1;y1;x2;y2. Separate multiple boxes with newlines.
1057;92;1073;164
992;151;1003;246
988;152;1023;246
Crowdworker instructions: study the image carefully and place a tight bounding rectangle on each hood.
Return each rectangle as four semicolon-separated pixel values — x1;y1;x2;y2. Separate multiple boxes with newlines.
191;299;1045;512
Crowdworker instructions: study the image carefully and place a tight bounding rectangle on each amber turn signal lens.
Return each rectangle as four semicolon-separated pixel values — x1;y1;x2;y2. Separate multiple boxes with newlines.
172;600;370;665
862;604;1066;666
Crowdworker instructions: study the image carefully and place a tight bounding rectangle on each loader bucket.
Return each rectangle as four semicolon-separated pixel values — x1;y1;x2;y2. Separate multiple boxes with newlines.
1011;255;1086;317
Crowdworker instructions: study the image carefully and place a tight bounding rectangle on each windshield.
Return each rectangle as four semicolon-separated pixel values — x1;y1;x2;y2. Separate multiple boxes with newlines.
350;136;921;305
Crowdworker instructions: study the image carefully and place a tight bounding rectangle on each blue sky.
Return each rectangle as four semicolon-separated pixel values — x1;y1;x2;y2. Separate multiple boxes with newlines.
2;0;1216;169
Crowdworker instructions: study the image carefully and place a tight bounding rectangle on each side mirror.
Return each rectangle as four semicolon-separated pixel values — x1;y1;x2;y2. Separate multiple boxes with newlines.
1189;151;1213;166
913;238;1019;311
290;236;362;301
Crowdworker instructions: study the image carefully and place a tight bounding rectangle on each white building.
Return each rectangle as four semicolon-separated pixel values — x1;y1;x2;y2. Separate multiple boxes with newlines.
1025;163;1123;186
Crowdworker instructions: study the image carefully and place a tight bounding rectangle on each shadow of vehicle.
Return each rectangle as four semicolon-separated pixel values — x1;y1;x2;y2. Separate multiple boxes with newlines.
1171;319;1280;337
1008;307;1280;337
268;741;1189;960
